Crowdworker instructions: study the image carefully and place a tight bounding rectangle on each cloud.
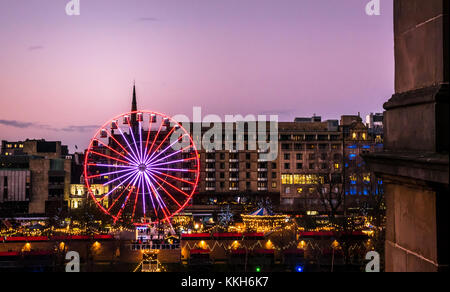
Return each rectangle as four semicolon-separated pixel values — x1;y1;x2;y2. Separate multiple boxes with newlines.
59;125;99;132
28;46;44;51
258;109;295;116
0;119;97;133
0;120;34;128
137;17;158;22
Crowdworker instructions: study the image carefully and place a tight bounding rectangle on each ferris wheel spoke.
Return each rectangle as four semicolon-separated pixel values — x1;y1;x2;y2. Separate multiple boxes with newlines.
150;172;190;198
113;173;141;223
144;116;154;161
149;167;197;173
87;168;134;179
103;128;140;165
139;121;144;163
117;126;141;165
146;134;187;165
128;121;142;162
145;174;172;221
142;171;158;218
149;157;197;168
94;138;137;165
146;172;182;209
147;144;192;167
148;169;196;186
98;170;139;201
90;151;130;165
103;169;139;187
87;163;137;169
146;121;164;160
108;179;134;212
146;127;176;163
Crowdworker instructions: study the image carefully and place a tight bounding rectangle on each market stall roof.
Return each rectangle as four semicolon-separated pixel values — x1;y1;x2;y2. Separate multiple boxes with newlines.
249;208;274;216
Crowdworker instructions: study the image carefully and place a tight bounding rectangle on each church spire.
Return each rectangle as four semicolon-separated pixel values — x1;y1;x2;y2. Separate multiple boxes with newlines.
130;83;138;128
132;82;137;112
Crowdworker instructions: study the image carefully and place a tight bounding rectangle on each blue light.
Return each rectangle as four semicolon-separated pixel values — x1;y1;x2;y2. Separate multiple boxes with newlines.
296;266;304;273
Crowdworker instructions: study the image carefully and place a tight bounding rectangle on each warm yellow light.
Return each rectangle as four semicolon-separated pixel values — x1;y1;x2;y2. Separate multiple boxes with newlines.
265;240;273;249
23;243;31;252
332;240;340;249
92;241;101;250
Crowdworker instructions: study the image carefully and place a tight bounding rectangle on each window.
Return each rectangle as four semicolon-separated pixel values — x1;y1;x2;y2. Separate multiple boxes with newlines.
281;144;291;150
272;172;277;179
246;172;251;179
307;144;316;150
246;162;251;169
320;153;327;160
293;174;324;185
281;174;293;185
309;163;315;170
284;154;290;160
309;154;315;160
272;163;277;169
296;163;303;170
296;153;303;160
294;144;303;150
352;132;357;140
297;188;303;194
246;153;251;160
332;144;341;150
334;163;340;170
220;172;225;179
284;163;290;170
272;182;277;188
362;133;367;140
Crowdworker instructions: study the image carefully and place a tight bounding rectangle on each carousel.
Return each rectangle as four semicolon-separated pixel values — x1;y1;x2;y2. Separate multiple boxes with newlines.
241;208;289;232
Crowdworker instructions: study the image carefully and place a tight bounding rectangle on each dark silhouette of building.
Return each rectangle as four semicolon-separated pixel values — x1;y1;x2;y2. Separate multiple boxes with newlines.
365;0;449;272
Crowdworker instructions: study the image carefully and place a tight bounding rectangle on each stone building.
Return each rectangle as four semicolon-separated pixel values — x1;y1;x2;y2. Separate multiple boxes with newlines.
365;0;449;272
0;140;72;216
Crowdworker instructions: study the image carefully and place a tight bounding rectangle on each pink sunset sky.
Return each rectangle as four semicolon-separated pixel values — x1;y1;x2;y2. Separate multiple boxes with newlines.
0;0;394;152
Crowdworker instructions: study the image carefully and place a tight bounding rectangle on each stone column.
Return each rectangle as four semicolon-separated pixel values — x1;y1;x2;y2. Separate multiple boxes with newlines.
364;0;449;272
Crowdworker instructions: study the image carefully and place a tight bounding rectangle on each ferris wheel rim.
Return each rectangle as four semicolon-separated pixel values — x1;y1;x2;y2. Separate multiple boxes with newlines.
83;110;200;226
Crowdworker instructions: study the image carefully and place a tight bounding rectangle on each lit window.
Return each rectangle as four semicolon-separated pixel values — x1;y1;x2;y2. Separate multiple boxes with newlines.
362;133;367;140
352;133;357;140
297;188;303;194
281;174;293;185
334;163;340;170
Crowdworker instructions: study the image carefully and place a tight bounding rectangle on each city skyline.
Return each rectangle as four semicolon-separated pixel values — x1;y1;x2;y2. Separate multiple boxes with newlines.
0;0;394;152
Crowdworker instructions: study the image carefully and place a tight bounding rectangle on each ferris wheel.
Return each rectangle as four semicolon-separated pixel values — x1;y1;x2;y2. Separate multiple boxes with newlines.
84;111;200;226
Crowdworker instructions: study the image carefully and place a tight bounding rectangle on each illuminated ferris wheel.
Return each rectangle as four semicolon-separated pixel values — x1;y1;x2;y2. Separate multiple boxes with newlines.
84;111;200;225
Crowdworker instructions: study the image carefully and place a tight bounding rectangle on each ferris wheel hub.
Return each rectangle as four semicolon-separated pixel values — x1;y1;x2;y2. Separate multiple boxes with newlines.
138;164;147;173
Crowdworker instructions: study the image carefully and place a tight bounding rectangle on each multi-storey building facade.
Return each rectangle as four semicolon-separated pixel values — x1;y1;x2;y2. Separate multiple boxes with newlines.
0;140;72;216
195;124;280;206
193;115;383;215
